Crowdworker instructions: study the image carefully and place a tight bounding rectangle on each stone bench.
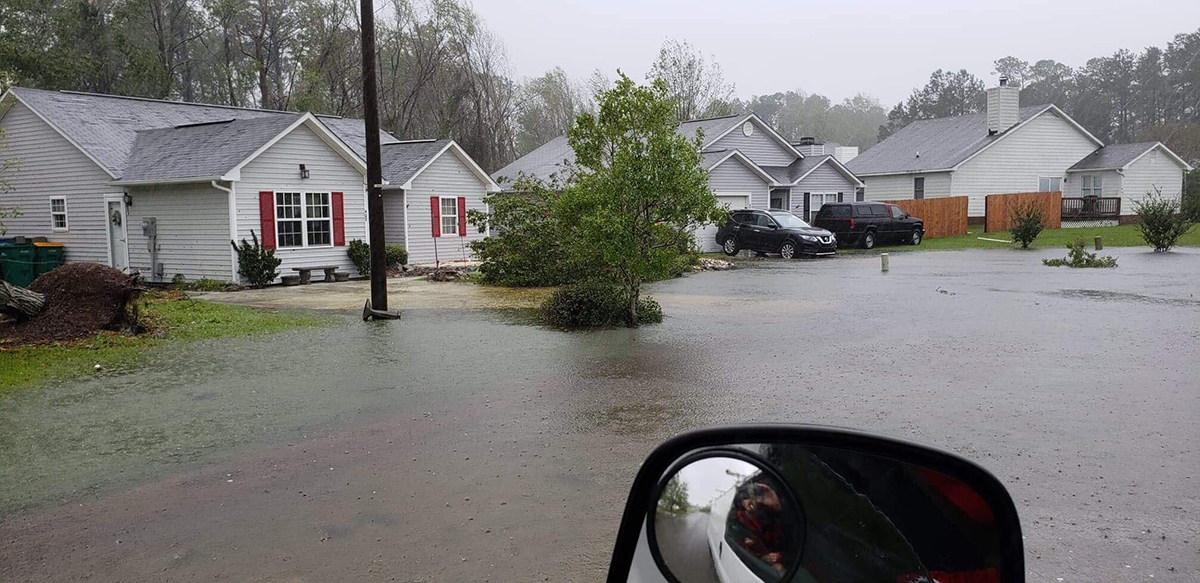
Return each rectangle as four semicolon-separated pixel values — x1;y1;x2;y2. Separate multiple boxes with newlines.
290;265;345;284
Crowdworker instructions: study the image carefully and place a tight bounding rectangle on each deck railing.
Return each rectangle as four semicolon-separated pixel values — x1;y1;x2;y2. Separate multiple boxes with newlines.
1062;197;1121;220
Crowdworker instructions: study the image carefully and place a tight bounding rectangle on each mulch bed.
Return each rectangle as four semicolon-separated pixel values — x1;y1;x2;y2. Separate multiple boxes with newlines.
0;263;143;346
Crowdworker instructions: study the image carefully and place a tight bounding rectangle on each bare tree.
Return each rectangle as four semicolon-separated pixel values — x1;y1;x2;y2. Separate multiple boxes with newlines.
647;38;736;121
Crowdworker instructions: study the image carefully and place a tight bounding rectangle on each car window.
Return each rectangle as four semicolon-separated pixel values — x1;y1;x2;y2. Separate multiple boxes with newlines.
853;205;872;217
755;214;777;227
890;206;905;219
870;205;888;216
769;212;811;229
827;206;851;218
731;212;751;224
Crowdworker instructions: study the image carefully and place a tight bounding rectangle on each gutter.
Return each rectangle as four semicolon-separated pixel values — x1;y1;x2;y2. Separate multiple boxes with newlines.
211;180;239;282
109;175;226;187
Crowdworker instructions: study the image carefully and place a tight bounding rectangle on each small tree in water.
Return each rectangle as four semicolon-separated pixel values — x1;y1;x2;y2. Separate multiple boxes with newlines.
561;73;723;326
1009;201;1044;249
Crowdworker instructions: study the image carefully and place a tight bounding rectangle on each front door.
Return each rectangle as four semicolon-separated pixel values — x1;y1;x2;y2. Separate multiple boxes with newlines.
106;200;129;271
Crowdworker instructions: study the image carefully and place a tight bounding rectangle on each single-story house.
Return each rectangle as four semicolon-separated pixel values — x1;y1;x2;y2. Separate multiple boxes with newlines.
848;78;1193;222
0;87;497;283
491;112;865;252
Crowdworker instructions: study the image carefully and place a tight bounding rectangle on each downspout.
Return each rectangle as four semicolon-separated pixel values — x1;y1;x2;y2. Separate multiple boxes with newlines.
212;180;238;283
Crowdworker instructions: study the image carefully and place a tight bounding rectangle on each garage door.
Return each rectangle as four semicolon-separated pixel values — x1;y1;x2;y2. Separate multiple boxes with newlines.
694;194;751;252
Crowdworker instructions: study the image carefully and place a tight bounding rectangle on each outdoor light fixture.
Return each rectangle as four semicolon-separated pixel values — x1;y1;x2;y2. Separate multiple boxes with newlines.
124;192;133;207
299;164;310;179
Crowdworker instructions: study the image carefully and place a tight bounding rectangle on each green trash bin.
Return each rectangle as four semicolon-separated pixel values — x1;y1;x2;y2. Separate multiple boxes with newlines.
0;243;37;288
32;242;65;278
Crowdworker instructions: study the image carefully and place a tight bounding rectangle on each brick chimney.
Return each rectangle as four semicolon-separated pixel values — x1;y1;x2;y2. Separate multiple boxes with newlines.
986;76;1019;135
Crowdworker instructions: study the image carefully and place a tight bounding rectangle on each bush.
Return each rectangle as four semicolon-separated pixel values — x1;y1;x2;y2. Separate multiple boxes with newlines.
347;239;371;274
468;186;590;287
347;240;408;275
1009;202;1045;249
1043;240;1117;268
1135;188;1194;252
171;274;227;292
385;244;408;268
230;230;281;287
541;280;663;328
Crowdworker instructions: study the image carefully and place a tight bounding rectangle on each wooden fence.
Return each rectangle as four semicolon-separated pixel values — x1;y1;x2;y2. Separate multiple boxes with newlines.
881;196;968;239
985;191;1062;232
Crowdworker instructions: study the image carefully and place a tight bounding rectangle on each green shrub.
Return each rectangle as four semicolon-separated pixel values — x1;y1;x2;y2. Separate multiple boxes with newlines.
541;280;663;328
1009;202;1045;249
347;240;408;275
385;244;408;268
230;230;281;287
1043;240;1118;268
347;239;371;274
1135;188;1194;252
467;186;590;287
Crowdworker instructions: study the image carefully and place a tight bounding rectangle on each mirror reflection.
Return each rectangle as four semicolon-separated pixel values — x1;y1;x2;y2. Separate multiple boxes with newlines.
650;444;1005;583
654;455;804;583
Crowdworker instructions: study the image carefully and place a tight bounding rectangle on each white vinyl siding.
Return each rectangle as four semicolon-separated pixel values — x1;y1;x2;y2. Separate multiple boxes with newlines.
952;110;1101;216
1121;148;1186;211
708;119;798;166
1063;169;1122;200
0;100;113;263
789;161;858;217
126;183;233;281
862;172;952;202
708;157;771;210
235;123;365;283
381;191;406;248
402;150;489;264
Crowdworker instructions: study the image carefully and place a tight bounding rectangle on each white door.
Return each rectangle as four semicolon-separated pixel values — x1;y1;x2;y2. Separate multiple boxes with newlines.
695;194;751;252
106;200;129;271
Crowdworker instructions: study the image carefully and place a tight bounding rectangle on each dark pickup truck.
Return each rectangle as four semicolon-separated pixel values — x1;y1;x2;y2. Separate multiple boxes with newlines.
812;202;923;249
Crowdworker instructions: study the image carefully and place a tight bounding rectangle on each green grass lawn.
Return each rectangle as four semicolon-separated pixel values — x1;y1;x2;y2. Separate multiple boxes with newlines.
0;293;329;395
840;224;1199;254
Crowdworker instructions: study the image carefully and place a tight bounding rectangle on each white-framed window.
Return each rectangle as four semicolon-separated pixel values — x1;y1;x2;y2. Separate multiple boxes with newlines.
1038;177;1062;192
808;192;837;223
50;197;68;231
1081;175;1103;197
275;191;331;248
440;197;459;237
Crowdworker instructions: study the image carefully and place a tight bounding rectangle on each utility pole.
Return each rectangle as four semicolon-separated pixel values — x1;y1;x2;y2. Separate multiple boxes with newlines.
360;0;399;320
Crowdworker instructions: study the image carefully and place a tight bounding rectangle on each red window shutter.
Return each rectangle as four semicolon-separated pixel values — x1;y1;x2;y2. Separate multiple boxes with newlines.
457;196;467;237
331;192;345;246
258;191;276;249
430;196;441;237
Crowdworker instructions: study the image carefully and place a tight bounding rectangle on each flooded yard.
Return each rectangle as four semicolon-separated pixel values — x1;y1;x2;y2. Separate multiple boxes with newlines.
2;247;1198;582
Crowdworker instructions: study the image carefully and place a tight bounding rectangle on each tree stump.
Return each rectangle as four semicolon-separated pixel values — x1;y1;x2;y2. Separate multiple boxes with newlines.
0;280;46;318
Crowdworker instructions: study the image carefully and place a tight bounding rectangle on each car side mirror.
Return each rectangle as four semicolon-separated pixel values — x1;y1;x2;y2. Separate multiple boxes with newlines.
607;425;1024;583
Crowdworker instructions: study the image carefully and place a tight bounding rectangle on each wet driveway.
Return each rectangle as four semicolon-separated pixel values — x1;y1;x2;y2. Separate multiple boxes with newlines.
1;247;1198;581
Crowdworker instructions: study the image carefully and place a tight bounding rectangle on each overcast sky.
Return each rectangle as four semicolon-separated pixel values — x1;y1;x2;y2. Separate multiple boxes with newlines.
475;0;1200;106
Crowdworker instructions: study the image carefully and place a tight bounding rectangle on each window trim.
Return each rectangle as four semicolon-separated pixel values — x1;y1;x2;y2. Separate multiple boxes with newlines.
50;196;69;232
807;192;837;223
438;195;460;238
274;191;333;249
1081;174;1103;197
1037;176;1062;193
913;176;925;200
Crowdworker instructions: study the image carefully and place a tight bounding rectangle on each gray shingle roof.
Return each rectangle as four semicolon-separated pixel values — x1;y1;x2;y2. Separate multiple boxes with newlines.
120;115;303;181
847;105;1053;175
8;87;394;178
761;156;827;184
491;114;749;189
380;139;451;185
1067;142;1158;171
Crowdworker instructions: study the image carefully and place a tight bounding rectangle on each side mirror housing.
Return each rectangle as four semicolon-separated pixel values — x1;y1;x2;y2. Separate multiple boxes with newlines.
607;425;1024;583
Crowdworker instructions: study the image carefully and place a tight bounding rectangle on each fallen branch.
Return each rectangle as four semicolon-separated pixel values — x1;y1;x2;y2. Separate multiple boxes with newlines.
0;280;46;318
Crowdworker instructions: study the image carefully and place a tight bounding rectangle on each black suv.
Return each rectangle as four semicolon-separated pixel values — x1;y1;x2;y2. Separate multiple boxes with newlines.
716;209;837;258
812;202;923;249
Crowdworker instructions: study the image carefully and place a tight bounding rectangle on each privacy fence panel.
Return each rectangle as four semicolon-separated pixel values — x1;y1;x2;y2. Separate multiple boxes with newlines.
881;196;968;239
985;191;1062;232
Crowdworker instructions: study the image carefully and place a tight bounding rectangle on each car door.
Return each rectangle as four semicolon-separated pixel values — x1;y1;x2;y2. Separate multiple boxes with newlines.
869;204;891;242
886;205;908;243
742;212;772;250
758;213;784;251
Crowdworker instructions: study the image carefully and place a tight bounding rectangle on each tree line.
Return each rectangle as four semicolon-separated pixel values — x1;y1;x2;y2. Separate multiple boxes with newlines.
1;1;1198;171
881;30;1200;164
